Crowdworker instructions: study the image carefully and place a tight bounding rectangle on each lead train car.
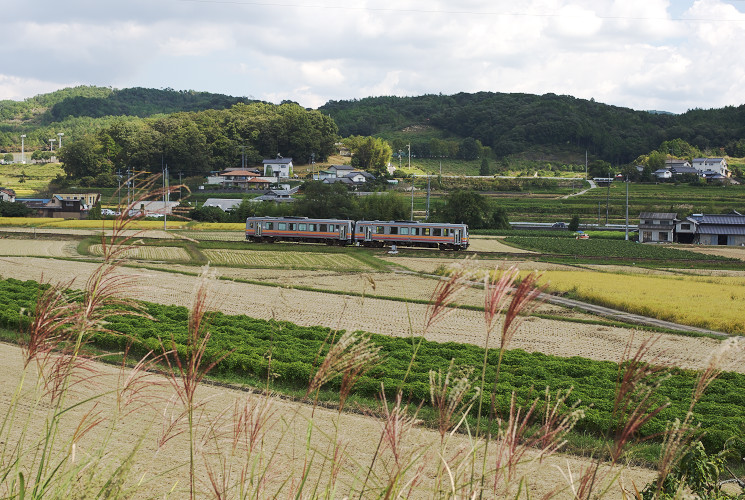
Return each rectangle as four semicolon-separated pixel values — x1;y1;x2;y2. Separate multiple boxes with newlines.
246;216;354;245
355;220;468;250
245;216;469;250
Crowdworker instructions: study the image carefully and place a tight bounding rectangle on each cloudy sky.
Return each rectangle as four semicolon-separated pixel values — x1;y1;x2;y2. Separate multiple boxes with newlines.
2;0;745;113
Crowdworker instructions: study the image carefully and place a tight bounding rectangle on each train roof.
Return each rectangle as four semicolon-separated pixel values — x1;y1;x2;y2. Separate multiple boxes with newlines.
246;216;354;222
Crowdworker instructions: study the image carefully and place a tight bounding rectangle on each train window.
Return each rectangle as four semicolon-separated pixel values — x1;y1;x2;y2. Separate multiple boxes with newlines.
423;228;430;236
376;226;384;234
411;227;418;236
433;228;442;237
265;222;273;230
278;223;287;230
390;226;398;235
449;228;454;235
319;224;328;232
249;222;254;228
298;223;307;231
289;223;296;230
400;227;409;235
308;224;316;231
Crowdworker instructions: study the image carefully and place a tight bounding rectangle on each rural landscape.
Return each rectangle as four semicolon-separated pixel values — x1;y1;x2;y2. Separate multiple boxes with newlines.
0;87;745;498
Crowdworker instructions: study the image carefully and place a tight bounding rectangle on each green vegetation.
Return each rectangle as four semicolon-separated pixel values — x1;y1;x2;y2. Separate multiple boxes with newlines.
1;276;743;459
504;236;736;262
320;93;745;164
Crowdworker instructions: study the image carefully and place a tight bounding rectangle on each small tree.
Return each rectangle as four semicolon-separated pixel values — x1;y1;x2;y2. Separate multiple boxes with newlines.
568;214;580;232
3;153;13;163
480;158;490;176
88;201;102;220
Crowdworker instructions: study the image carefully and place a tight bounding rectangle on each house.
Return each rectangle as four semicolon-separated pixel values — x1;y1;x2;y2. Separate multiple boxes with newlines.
134;201;180;216
327;165;355;178
53;193;100;209
692;158;729;177
675;215;700;244
218;169;261;189
262;157;293;179
653;169;672;180
0;187;16;202
322;170;376;188
693;212;745;246
665;160;692;170
251;188;297;203
202;198;244;211
638;212;677;243
40;196;85;219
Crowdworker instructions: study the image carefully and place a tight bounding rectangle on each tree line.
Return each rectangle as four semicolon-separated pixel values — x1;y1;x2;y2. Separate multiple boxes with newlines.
320;92;745;164
190;182;510;230
56;102;338;186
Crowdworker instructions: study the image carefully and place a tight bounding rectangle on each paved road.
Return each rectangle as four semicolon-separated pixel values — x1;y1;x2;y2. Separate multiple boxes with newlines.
561;178;597;198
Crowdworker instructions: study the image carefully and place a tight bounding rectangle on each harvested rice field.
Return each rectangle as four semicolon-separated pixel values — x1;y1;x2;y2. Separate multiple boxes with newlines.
383;256;578;274
87;244;192;262
173;230;246;241
684;245;745;261
202;248;374;270
0;257;737;375
0;239;79;257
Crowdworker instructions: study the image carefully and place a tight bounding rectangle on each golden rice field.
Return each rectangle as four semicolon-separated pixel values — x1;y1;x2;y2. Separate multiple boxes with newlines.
539;270;745;334
202;249;373;270
87;244;192;262
187;222;245;231
0;218;189;230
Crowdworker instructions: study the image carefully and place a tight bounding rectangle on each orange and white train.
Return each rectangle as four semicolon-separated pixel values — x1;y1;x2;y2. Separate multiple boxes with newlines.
245;216;469;250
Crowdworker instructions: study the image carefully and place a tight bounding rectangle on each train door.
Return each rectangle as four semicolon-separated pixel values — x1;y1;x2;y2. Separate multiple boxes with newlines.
454;228;462;246
364;225;373;242
255;221;262;237
339;224;347;241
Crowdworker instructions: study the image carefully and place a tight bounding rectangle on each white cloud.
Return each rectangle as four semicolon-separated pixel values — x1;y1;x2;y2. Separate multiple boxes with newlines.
1;0;745;113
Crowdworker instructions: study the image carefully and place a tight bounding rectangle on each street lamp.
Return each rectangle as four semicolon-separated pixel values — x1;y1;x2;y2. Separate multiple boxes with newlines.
49;138;56;152
20;135;25;164
57;132;64;148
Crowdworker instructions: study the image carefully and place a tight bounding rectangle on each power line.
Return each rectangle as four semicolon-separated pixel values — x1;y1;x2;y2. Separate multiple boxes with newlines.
176;0;745;23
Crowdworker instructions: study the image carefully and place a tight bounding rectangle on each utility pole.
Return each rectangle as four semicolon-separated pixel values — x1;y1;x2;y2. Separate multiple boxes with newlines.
178;171;183;200
426;173;430;220
117;169;122;209
407;143;411;171
163;164;169;231
625;176;629;240
410;174;414;221
605;169;611;227
585;150;588;180
20;135;25;164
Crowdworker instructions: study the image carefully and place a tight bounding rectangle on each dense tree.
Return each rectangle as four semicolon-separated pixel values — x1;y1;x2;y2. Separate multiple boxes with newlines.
0;201;31;217
58;134;110;178
355;192;408;220
344;136;392;176
435;190;490;228
294;181;356;219
479;157;490;176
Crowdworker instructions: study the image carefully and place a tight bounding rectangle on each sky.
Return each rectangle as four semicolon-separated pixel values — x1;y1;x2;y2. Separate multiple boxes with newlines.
2;0;745;114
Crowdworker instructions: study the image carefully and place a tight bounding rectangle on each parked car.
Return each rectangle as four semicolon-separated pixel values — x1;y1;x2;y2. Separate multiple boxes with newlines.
552;222;567;229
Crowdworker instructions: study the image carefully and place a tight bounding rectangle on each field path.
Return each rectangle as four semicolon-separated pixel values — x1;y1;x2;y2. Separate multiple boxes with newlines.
0;256;740;375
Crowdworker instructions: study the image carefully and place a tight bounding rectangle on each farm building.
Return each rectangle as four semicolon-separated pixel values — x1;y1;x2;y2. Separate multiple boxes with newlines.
638;212;677;243
0;187;16;202
52;193;100;209
202;198;243;211
692;212;745;246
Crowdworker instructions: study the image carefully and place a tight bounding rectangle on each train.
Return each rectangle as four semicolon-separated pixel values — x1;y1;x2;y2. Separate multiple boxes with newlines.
245;216;469;250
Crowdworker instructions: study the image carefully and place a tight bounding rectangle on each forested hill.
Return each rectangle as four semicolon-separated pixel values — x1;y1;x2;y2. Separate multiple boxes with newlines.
319;92;745;163
0;86;253;124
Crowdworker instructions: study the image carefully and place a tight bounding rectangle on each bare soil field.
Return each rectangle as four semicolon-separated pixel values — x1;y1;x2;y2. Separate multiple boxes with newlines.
466;236;536;253
684;245;745;261
0;342;655;498
0;257;737;375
